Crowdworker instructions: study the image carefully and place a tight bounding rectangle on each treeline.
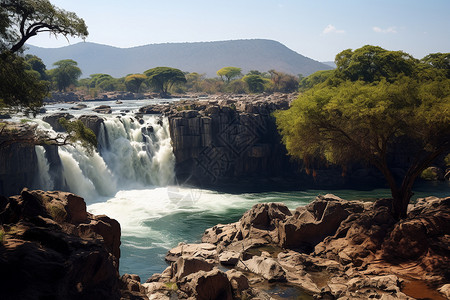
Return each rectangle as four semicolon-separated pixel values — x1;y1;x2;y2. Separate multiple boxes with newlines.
21;56;302;97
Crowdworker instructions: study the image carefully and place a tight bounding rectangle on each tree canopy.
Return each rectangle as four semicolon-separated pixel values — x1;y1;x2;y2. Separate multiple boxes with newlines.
217;67;242;83
49;59;82;92
275;45;450;219
0;0;88;53
124;74;146;93
144;67;186;97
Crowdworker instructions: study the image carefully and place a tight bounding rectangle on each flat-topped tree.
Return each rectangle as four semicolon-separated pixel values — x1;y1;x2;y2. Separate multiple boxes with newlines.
0;0;88;54
144;67;186;97
275;45;450;219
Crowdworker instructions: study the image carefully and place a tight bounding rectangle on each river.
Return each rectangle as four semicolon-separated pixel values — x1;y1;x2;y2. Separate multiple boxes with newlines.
21;98;450;281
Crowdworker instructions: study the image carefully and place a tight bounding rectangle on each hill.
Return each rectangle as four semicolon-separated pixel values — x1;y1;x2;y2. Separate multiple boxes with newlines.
26;39;332;78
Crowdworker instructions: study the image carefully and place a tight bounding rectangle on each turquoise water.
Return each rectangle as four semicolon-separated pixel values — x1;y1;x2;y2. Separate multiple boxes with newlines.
87;181;449;281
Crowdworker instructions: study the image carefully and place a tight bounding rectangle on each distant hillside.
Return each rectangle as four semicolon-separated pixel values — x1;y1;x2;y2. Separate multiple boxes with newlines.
26;39;332;78
321;61;336;69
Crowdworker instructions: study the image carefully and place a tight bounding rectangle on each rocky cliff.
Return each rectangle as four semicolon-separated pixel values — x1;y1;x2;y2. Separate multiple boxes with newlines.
140;93;304;189
0;189;147;300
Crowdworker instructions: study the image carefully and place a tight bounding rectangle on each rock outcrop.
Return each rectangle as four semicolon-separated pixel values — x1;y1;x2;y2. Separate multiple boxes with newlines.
0;189;147;300
145;195;450;299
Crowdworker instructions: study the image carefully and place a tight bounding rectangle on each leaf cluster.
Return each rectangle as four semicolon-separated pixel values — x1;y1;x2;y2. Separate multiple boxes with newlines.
58;118;97;154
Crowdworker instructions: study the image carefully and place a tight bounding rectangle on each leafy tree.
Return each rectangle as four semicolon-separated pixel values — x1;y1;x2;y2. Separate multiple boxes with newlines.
25;54;48;80
299;70;334;90
217;67;242;84
227;79;246;94
0;52;49;109
185;72;205;92
269;70;299;93
144;67;186;97
0;0;88;53
49;59;82;92
124;74;147;93
275;46;450;220
243;74;265;93
59;118;97;154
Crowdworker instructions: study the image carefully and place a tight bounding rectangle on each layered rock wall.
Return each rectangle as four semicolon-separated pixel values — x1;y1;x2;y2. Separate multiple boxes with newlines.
164;94;301;187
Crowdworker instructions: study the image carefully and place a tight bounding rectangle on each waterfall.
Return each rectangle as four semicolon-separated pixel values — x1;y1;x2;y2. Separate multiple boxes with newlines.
34;146;54;191
35;114;176;200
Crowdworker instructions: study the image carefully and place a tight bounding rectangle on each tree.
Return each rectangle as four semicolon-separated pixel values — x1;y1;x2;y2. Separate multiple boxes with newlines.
0;0;88;54
217;67;242;84
25;54;48;80
49;59;82;92
243;74;265;93
124;74;146;93
275;46;450;219
144;67;186;97
0;52;49;109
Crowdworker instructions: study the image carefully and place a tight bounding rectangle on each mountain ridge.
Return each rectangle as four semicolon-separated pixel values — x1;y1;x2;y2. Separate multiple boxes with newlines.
26;39;332;78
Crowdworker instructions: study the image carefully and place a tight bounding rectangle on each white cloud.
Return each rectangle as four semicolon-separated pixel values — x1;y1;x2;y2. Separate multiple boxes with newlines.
323;24;345;34
373;26;397;33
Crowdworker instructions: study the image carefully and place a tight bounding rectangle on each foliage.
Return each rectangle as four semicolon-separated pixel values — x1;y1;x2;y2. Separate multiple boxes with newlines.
299;70;334;90
185;72;205;92
49;59;82;92
144;67;186;96
124;74;146;93
243;74;265;93
0;227;4;244
420;167;440;181
25;54;48;80
0;52;49;109
275;45;450;219
0;0;88;53
58;118;97;154
269;70;299;92
217;67;242;83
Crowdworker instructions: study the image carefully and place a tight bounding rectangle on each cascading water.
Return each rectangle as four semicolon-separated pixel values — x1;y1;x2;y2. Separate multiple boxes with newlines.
34;145;54;191
35;114;175;200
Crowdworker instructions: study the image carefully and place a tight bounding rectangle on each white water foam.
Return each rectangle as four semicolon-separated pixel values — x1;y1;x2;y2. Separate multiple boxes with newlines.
34;146;54;191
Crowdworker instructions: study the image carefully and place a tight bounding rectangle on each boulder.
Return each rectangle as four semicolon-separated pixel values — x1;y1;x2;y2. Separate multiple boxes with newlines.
279;194;364;251
93;105;112;114
78;115;104;137
43;113;74;132
219;250;240;266
178;269;233;300
172;256;214;281
237;256;286;282
165;242;217;263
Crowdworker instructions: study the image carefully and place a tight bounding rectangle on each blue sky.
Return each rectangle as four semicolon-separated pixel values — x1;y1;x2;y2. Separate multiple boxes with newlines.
28;0;450;62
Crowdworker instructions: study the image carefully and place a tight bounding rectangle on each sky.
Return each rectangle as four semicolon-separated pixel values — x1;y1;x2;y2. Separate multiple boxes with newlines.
27;0;450;62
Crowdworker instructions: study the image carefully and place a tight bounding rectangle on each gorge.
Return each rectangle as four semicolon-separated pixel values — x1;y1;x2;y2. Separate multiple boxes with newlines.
1;95;449;299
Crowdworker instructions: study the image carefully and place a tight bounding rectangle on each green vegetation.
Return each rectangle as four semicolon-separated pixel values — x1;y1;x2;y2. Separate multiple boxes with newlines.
144;67;187;97
276;45;450;219
124;74;147;93
48;59;82;92
217;67;242;83
0;0;87;109
0;228;4;243
420;168;440;181
59;118;97;154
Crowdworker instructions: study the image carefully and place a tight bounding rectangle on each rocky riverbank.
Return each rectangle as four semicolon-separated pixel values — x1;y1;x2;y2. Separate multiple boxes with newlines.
142;194;450;300
0;189;146;300
1;189;449;299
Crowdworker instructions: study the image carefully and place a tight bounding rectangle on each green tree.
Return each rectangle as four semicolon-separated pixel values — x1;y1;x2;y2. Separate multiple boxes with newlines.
25;54;48;80
144;67;186;97
185;72;205;92
0;0;88;53
243;74;265;93
275;46;450;220
217;67;242;84
124;74;147;93
49;59;82;92
0;52;49;109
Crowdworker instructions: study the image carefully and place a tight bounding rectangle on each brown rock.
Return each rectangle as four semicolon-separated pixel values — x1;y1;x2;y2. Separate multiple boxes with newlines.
178;269;233;300
237;256;286;282
172;256;214;281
